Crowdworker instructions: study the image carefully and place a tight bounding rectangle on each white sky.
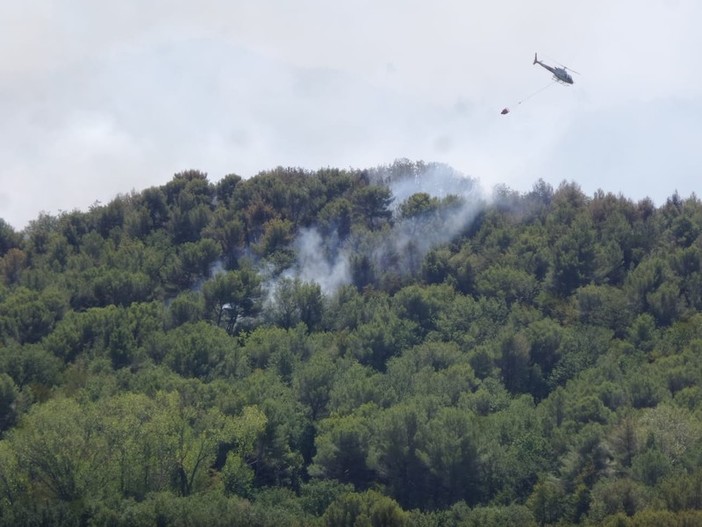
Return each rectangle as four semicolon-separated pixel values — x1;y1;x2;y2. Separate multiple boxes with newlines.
1;0;701;229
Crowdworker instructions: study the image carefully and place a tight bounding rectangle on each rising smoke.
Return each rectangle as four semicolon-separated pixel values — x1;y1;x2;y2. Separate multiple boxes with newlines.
285;162;487;296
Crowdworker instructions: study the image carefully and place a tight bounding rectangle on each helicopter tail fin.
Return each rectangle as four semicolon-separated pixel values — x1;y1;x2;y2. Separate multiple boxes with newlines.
533;53;538;65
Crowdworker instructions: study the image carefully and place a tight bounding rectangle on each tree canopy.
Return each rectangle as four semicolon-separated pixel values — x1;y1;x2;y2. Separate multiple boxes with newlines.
3;162;702;525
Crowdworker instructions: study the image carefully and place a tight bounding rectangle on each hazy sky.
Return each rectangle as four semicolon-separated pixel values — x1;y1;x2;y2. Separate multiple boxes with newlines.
2;0;701;229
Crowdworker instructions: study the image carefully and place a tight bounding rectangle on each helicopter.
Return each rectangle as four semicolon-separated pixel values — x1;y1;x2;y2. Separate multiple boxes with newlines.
500;53;578;115
533;53;576;84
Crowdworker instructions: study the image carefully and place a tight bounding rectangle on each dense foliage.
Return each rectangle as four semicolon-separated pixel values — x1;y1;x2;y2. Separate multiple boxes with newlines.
3;160;702;526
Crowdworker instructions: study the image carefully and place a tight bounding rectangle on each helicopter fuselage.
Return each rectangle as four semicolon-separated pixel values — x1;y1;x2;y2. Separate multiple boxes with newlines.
534;59;573;84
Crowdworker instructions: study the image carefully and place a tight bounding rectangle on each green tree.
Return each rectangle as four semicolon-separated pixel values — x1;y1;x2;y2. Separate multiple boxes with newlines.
327;362;384;416
239;370;309;488
393;283;454;338
167;290;205;327
0;440;27;519
203;267;262;334
498;332;531;394
310;409;376;488
0;286;68;344
8;397;109;501
353;185;393;230
659;468;702;511
215;173;242;205
0;374;18;433
255;218;294;259
527;478;567;527
294;350;337;420
0;248;27;285
0;341;63;390
270;277;324;331
476;266;539;305
576;284;633;337
322;490;409;527
397;192;440;220
168;398;265;497
0;218;20;256
588;478;648;523
318;198;353;240
350;307;417;371
367;403;432;509
178;239;221;282
417;407;480;507
550;215;596;296
159;321;235;380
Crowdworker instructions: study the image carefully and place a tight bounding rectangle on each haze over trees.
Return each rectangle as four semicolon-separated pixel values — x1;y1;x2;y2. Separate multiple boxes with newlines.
3;159;702;525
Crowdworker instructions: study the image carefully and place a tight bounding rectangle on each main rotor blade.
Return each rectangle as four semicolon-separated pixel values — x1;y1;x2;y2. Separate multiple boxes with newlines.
545;55;581;75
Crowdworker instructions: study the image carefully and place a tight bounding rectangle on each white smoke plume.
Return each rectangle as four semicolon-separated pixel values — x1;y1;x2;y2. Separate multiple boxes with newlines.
294;228;351;295
379;161;479;207
283;161;488;296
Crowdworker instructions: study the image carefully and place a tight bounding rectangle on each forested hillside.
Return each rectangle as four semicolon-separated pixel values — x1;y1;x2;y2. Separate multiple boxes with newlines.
3;160;702;526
